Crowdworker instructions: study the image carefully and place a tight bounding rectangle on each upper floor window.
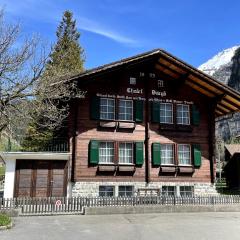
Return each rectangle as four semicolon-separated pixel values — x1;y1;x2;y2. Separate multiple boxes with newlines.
129;77;136;85
176;104;190;125
161;144;174;165
119;142;133;164
158;80;164;88
99;142;114;164
118;100;133;121
178;144;191;165
100;98;115;120
160;103;173;124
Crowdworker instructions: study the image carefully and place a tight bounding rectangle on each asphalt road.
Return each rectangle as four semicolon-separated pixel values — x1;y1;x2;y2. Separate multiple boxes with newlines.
1;212;240;240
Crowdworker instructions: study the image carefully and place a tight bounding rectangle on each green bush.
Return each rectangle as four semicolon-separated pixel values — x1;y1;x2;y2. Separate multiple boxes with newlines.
0;214;11;226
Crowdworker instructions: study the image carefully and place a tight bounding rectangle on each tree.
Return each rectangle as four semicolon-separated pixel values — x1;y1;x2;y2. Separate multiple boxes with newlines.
22;10;86;149
46;10;85;75
0;9;47;144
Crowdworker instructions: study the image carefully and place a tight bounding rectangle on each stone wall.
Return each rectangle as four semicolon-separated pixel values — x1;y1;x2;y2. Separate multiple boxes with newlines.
72;181;218;197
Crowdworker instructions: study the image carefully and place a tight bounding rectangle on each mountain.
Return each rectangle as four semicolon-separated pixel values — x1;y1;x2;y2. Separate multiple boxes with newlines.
198;46;240;142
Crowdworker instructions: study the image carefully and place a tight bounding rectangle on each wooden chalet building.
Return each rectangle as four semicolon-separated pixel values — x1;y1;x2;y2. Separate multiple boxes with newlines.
4;49;240;198
67;49;240;197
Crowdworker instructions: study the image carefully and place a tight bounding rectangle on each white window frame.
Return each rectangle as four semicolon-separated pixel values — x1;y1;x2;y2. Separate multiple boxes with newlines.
176;104;190;125
118;142;134;164
160;144;174;165
158;80;164;88
159;103;173;124
162;186;176;196
118;186;134;197
178;144;191;166
100;98;115;120
99;141;115;164
129;77;136;85
118;99;133;121
99;186;115;197
179;186;194;197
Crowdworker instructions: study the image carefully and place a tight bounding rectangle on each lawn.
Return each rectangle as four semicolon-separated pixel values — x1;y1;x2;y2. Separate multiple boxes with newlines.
0;214;11;227
0;166;5;176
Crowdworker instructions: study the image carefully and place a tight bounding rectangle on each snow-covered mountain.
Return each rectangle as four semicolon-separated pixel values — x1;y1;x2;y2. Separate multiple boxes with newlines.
199;46;240;85
198;45;240;141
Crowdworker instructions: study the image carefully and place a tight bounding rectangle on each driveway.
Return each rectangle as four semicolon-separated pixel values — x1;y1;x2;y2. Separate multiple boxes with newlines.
1;212;240;240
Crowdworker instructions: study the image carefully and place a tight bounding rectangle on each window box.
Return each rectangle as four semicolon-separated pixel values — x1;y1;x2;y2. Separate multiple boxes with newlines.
176;125;193;132
118;121;135;129
99;121;117;128
159;124;176;131
118;165;135;172
98;165;116;172
160;166;177;173
178;166;194;174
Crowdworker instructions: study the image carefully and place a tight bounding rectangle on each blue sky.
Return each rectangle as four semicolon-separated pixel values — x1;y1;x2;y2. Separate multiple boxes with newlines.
1;0;240;69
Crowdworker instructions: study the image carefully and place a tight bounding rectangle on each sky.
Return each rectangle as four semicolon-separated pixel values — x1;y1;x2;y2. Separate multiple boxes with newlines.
1;0;240;69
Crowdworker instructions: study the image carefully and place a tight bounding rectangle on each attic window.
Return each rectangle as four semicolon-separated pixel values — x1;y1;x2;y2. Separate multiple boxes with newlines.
158;80;164;88
129;77;136;85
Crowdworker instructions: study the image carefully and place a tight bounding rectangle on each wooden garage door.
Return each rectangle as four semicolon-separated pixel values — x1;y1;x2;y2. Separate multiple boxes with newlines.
14;160;68;198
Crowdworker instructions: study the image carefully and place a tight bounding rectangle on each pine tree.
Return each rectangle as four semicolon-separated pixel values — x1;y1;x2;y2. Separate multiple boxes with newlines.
46;10;85;76
22;10;85;151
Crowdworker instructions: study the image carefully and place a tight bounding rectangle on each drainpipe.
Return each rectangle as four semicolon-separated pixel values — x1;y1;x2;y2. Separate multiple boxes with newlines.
144;74;150;184
71;99;78;182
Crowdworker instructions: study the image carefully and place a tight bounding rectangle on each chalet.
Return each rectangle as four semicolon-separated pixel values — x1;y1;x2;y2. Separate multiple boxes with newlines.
3;49;240;198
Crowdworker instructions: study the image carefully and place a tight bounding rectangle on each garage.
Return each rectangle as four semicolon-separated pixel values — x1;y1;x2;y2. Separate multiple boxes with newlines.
14;160;68;198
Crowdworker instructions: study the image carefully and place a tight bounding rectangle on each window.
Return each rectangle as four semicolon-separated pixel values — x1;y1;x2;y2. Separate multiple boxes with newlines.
119;142;133;164
118;99;133;121
129;77;136;85
118;186;134;197
180;186;194;197
178;144;191;165
160;103;173;124
99;142;114;164
158;80;164;88
162;186;176;196
176;104;190;125
161;144;174;165
100;98;115;120
99;186;114;197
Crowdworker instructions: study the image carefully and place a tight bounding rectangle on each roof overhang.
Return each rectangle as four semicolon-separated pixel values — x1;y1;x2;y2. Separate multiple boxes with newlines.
58;49;240;118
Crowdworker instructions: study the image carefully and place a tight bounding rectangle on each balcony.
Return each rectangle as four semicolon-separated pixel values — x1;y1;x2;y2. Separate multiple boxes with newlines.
3;138;70;153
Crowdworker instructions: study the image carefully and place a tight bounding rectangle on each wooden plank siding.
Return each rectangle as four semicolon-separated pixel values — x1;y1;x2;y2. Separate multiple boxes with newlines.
69;63;216;184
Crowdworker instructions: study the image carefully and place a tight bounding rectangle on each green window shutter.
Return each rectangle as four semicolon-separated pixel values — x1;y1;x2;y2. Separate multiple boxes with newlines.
134;100;143;122
89;140;99;164
193;144;201;167
152;143;161;166
192;105;200;126
90;96;100;120
151;102;160;123
135;141;144;166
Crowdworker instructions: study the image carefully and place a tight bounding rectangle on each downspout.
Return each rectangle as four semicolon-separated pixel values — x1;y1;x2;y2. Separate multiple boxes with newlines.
71;99;78;182
144;75;150;184
209;101;215;184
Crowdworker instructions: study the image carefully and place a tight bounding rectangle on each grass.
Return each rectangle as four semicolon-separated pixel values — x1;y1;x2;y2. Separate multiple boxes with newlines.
0;214;11;227
0;166;5;176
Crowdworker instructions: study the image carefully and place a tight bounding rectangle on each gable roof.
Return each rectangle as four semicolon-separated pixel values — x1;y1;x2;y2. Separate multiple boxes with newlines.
61;48;240;117
225;144;240;156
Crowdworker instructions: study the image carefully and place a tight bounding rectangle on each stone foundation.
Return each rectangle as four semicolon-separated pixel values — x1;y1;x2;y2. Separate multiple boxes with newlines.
71;181;218;197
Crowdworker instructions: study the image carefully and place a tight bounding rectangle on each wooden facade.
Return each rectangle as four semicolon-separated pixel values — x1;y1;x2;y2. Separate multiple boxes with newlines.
67;49;240;192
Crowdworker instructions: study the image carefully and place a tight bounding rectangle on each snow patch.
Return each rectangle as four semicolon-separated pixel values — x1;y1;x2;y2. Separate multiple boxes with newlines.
198;46;240;76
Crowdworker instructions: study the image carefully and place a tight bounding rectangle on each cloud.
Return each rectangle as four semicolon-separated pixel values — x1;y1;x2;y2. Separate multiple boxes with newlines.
75;16;137;45
1;0;138;45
